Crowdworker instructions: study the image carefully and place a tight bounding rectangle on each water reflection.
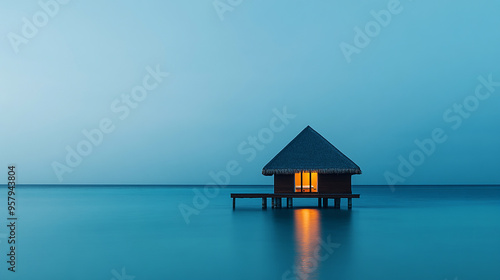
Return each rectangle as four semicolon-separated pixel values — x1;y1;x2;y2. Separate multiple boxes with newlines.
287;208;353;280
294;209;321;279
237;205;354;279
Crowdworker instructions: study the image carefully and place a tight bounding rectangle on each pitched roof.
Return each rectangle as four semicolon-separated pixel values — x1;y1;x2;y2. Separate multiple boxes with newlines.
262;126;361;176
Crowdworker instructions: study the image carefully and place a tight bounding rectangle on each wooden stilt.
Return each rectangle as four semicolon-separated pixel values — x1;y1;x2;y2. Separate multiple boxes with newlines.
334;198;341;209
230;193;360;209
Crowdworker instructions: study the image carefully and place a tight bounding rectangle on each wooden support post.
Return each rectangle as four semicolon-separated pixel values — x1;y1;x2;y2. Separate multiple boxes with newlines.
334;198;341;209
230;193;359;209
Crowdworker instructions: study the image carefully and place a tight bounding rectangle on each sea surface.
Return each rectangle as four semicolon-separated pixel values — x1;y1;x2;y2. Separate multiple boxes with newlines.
0;185;499;280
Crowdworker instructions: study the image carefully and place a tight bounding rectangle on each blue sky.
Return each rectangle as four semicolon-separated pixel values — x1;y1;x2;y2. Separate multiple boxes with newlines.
1;0;499;185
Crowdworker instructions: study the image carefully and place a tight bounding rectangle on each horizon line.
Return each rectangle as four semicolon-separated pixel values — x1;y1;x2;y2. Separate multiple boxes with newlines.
4;183;500;187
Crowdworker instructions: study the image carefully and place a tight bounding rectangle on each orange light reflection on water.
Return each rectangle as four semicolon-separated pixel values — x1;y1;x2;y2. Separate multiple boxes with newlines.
294;209;321;279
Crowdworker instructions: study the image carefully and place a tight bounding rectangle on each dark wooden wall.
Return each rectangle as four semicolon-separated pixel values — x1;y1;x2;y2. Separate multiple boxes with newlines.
318;174;352;194
273;173;353;194
274;174;294;193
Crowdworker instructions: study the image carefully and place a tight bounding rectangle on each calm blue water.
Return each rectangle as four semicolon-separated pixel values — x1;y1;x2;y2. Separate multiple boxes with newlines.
0;185;499;280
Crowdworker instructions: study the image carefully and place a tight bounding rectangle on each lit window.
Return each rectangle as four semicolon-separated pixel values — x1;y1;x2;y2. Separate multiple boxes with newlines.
295;173;301;192
295;172;318;192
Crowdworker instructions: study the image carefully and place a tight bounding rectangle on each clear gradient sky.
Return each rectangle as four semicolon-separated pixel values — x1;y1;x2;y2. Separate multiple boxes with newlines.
1;0;499;185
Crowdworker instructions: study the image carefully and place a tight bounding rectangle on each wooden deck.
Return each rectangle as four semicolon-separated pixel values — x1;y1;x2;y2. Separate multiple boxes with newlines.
230;193;360;209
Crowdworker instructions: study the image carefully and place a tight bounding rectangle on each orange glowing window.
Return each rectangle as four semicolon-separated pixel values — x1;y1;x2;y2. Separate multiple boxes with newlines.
295;173;301;189
311;172;317;192
295;172;318;192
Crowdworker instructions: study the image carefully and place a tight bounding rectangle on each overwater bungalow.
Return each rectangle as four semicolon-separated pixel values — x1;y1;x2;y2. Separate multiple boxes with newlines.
231;126;362;209
262;125;361;194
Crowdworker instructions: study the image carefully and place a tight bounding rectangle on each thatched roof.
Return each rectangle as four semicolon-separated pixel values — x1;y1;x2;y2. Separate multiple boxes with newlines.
262;126;361;176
